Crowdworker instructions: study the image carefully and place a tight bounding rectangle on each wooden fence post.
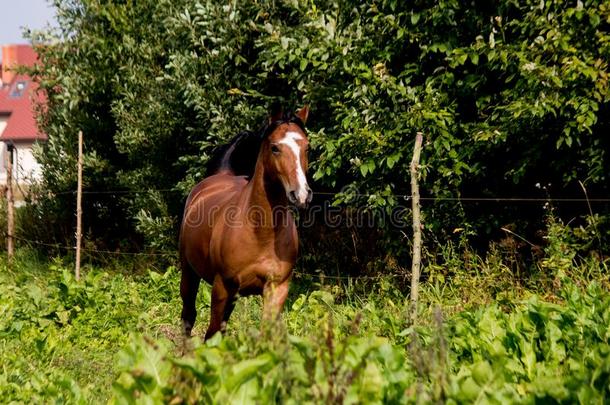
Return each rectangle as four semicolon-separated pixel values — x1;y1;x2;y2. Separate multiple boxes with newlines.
75;131;83;281
410;132;424;320
6;143;15;264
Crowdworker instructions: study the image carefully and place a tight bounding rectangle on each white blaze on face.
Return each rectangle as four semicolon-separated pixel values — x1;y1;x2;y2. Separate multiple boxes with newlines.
279;131;309;203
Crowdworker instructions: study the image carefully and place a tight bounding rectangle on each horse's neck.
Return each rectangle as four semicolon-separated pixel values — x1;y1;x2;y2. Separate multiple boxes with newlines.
245;158;294;234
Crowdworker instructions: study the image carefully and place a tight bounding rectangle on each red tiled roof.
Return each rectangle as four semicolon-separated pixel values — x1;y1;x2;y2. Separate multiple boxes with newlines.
0;44;47;142
1;44;38;84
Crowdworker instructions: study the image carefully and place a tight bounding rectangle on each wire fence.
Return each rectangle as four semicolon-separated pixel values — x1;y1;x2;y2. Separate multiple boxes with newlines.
46;188;610;203
4;186;609;280
9;234;174;257
53;189;178;196
1;230;565;283
7;232;379;279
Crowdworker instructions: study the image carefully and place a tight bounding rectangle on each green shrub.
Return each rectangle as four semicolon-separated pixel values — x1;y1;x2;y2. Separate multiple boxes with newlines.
1;240;608;403
25;0;610;255
0;254;181;402
110;282;610;404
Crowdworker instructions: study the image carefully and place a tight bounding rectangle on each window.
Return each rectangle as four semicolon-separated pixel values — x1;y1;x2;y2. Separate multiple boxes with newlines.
10;81;27;98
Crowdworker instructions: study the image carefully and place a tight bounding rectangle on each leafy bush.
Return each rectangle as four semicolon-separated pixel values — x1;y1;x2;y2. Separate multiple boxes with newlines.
26;0;610;255
0;251;182;402
111;281;610;404
2;245;608;403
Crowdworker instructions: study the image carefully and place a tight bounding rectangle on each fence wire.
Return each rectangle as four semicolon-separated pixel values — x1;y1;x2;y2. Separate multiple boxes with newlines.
2;232;559;282
46;188;610;203
3;186;608;281
7;234;174;257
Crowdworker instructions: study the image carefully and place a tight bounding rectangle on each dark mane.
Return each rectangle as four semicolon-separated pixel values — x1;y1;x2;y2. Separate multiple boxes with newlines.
205;112;306;178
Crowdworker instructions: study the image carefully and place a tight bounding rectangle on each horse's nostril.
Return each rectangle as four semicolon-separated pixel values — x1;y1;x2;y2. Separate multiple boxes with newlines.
288;190;297;202
307;188;313;203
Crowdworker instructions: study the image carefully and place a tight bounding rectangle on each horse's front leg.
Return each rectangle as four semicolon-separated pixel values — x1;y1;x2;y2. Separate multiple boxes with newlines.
262;279;290;322
204;275;234;341
180;264;201;337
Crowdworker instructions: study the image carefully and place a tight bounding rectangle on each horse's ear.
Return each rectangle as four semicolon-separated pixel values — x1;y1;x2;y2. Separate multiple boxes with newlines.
296;105;309;125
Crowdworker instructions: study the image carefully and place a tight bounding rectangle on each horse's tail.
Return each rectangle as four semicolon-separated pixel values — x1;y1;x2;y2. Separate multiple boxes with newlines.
205;131;263;177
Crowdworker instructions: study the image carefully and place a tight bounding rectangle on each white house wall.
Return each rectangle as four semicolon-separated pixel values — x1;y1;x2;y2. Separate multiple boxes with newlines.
1;141;43;187
0;115;7;134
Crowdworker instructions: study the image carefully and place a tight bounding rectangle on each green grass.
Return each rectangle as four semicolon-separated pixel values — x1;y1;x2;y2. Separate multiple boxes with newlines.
0;243;609;403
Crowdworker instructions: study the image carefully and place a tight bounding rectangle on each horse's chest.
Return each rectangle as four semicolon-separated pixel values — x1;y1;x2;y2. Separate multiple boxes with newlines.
210;228;297;291
222;242;295;274
221;253;292;295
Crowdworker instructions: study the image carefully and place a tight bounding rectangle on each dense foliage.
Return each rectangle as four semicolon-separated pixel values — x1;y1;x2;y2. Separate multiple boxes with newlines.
1;230;609;403
24;0;610;254
4;1;609;402
114;283;610;404
0;0;610;404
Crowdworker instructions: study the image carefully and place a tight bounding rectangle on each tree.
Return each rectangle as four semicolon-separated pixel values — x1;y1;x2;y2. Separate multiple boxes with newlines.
27;0;610;256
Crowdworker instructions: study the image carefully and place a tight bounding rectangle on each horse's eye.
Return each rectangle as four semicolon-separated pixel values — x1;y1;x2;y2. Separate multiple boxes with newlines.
271;145;280;154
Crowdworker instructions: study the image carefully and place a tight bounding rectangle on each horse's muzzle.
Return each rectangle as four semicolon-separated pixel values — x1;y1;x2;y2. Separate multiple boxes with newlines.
288;187;313;209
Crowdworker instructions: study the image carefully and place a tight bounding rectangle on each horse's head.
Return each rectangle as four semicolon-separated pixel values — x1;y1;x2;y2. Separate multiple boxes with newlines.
263;106;312;209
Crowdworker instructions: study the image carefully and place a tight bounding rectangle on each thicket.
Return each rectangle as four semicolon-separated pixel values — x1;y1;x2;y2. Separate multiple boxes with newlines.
1;220;609;403
23;0;610;262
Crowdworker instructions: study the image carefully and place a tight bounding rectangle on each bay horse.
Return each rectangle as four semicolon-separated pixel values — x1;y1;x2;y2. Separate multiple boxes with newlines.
179;106;312;340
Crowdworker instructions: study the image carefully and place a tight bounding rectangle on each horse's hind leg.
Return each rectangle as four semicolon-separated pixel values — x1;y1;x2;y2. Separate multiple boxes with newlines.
180;263;201;337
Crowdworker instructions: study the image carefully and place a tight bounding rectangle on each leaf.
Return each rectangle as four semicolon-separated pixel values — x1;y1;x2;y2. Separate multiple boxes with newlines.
360;164;369;177
225;353;276;392
281;37;289;50
471;361;493;385
470;53;479;65
386;153;401;169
